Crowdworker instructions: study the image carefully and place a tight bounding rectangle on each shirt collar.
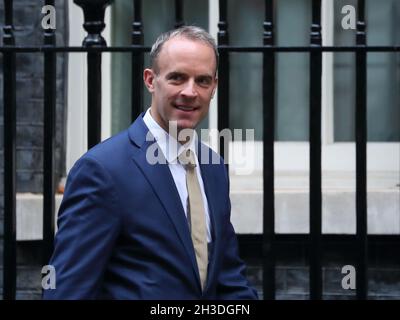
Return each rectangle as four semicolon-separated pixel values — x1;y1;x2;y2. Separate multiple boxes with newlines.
143;108;198;164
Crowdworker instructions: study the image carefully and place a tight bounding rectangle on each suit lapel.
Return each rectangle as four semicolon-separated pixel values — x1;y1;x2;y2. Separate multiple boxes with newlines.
128;116;201;287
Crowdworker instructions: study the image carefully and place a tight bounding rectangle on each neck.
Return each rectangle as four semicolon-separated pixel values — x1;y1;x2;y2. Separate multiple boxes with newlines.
149;107;196;145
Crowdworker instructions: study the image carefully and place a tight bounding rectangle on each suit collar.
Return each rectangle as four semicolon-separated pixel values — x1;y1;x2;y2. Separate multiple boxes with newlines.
128;112;149;149
142;108;198;164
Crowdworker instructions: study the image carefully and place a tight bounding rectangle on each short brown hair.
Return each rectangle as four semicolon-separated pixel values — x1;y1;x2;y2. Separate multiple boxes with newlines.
149;26;219;74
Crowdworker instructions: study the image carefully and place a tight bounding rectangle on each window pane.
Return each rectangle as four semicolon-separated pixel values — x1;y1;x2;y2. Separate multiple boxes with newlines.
228;0;264;140
334;0;400;141
228;0;311;141
276;0;311;141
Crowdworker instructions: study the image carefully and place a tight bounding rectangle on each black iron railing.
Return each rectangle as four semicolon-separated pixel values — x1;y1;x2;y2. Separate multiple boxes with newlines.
309;0;323;300
3;0;17;302
1;0;399;300
42;0;57;277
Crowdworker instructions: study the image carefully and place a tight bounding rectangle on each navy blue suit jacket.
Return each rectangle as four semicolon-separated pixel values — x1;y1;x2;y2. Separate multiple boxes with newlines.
43;114;258;300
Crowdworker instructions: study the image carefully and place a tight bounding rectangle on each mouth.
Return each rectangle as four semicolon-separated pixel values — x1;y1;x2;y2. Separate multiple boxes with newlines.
174;104;198;112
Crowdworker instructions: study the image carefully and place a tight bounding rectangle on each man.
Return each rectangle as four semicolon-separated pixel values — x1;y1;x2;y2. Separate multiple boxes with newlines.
43;26;258;300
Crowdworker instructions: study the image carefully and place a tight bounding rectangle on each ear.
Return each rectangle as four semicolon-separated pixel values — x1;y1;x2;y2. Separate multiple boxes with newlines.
143;68;156;93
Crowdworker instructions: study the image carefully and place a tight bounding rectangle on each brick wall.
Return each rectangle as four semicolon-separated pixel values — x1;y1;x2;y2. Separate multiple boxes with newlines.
0;0;68;299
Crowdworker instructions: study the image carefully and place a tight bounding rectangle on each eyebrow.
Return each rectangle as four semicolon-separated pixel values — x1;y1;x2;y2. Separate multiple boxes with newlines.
166;71;214;80
197;74;213;80
166;71;185;78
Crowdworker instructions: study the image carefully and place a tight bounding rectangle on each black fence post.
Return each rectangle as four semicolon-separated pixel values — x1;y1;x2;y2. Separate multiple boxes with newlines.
262;0;276;301
73;0;113;149
356;0;368;300
217;0;230;161
174;0;184;28
131;0;144;121
2;0;17;301
309;0;323;300
42;0;57;267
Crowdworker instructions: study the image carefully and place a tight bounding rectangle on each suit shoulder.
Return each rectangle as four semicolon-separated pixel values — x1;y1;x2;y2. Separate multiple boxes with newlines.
80;129;131;166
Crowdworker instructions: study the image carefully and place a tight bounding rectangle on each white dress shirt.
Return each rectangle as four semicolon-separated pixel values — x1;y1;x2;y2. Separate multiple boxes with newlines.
143;108;212;242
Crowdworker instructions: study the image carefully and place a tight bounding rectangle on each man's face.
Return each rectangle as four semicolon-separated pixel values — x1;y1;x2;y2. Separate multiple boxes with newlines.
144;36;218;134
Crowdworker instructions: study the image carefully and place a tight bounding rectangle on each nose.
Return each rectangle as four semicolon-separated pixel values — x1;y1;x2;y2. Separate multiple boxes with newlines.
180;79;198;98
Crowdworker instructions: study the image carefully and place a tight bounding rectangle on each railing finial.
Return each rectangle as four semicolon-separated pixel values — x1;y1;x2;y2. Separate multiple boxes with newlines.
73;0;113;47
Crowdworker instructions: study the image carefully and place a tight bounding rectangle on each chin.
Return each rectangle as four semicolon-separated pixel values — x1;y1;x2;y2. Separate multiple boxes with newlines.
177;120;197;131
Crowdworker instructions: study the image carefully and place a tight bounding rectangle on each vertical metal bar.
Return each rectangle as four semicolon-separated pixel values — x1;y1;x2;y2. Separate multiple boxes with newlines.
3;0;17;300
74;0;113;149
87;51;102;149
262;0;276;300
356;0;368;300
174;0;184;28
309;0;323;300
217;0;229;161
42;0;57;267
131;0;144;121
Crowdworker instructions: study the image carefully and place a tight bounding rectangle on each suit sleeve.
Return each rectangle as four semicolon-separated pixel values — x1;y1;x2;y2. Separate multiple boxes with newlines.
215;164;259;300
43;156;122;299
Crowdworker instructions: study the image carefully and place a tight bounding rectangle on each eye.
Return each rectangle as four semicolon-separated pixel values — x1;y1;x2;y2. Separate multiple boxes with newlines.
167;73;185;83
196;76;212;87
